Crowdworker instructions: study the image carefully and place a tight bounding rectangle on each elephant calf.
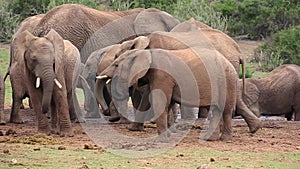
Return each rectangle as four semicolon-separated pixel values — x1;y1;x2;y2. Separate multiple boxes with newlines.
239;64;300;120
13;29;81;136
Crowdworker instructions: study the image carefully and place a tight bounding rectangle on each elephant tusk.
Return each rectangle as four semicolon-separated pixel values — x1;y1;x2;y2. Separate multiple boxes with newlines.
96;75;108;79
106;79;111;85
36;77;40;88
54;78;62;89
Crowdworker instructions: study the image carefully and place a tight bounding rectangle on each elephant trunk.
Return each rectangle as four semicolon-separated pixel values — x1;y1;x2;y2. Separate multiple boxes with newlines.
40;67;55;114
95;79;109;112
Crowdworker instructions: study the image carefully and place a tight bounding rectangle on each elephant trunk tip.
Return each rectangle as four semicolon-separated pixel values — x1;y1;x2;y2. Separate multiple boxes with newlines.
42;104;49;114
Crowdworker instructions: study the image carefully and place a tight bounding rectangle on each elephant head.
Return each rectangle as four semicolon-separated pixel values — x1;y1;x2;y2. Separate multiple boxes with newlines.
97;49;151;116
14;29;64;114
93;36;150;113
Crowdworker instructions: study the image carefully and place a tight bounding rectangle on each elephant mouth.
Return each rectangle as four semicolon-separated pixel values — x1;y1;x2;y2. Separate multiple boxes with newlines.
35;76;63;89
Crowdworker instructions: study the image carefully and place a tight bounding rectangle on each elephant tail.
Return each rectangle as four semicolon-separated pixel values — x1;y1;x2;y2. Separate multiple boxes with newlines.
3;70;9;82
240;57;246;95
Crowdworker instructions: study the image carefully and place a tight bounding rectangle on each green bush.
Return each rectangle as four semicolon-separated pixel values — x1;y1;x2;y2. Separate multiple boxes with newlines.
212;0;300;39
0;1;19;43
254;26;300;71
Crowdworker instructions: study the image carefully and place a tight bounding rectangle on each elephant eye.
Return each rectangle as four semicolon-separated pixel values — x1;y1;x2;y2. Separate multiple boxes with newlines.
115;63;119;67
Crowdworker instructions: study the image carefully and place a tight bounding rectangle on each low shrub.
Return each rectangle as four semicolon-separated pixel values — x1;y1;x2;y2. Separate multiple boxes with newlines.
253;26;300;71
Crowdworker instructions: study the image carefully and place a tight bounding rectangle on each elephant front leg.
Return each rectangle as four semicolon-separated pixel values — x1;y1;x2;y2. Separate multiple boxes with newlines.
28;89;50;134
150;88;172;142
54;89;73;137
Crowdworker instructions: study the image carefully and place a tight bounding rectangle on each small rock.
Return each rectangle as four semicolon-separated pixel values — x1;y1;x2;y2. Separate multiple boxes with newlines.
58;146;66;150
78;164;89;169
84;143;94;150
197;164;211;169
33;147;41;151
210;157;215;162
11;159;17;164
3;149;9;154
176;154;184;157
296;146;300;150
82;156;86;160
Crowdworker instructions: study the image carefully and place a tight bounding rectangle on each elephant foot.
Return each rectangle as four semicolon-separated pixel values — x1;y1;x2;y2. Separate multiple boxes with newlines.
38;128;51;136
84;112;101;118
169;125;177;133
0;120;6;125
128;122;144;131
74;117;86;123
109;114;121;123
155;131;171;143
59;128;74;137
119;116;130;124
10;116;24;124
101;109;110;116
220;133;232;141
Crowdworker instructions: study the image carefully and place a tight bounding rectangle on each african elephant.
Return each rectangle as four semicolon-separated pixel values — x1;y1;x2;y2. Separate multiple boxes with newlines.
13;29;81;136
85;36;150;120
5;14;45;123
31;4;180;116
239;64;300;121
0;73;5;124
98;47;239;141
155;19;246;119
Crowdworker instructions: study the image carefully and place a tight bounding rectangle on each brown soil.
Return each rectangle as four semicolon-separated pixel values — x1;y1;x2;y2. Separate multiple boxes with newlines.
0;107;299;154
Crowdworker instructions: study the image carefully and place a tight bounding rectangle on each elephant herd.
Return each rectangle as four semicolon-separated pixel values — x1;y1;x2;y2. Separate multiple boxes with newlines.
0;4;299;141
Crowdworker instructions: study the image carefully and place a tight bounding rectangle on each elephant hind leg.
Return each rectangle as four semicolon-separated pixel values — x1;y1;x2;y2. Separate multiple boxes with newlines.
200;106;222;141
220;107;233;141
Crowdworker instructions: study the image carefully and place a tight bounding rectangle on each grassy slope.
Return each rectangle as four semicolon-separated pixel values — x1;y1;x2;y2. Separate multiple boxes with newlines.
0;143;299;169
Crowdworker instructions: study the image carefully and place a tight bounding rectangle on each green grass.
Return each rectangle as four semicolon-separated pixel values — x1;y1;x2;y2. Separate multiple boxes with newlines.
0;49;12;104
0;143;299;169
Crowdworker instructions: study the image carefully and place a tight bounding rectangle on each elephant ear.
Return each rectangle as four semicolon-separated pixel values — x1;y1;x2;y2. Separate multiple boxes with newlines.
243;81;260;107
116;50;152;87
13;30;36;63
171;18;199;32
120;36;150;51
134;8;180;35
45;29;64;74
97;45;122;75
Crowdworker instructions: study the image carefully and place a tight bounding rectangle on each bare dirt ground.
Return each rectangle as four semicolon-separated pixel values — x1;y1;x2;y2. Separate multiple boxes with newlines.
0;41;300;168
1;107;300;154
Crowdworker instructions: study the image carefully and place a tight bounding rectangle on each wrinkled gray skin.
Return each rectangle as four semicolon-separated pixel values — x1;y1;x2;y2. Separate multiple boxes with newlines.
0;73;5;124
240;64;300;121
6;14;45;123
100;47;239;141
14;29;80;136
32;4;180;116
